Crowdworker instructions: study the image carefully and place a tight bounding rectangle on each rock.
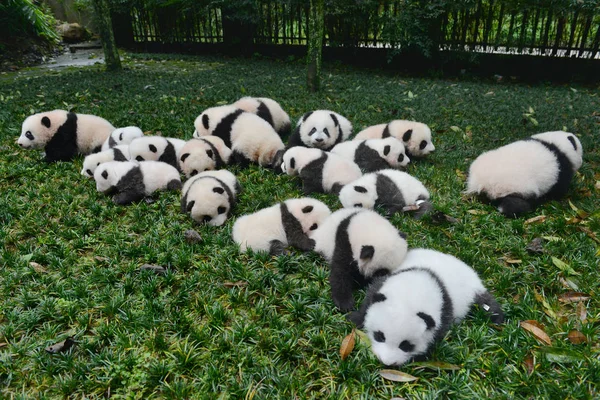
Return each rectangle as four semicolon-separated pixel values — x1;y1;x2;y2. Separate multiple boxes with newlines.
526;237;545;254
139;264;167;274
56;23;88;43
184;229;202;244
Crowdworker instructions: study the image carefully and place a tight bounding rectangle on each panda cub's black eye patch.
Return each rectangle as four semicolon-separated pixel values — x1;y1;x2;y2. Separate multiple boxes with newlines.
399;340;415;352
419;140;427;150
373;331;386;343
354;186;367;193
217;206;227;214
203;215;212;222
323;128;329;137
309;127;317;135
136;156;144;161
202;114;209;130
149;144;158;153
354;203;362;208
383;145;390;156
101;171;108;179
206;149;214;159
309;223;318;230
398;154;404;162
86;169;92;176
25;131;34;140
190;170;198;176
302;205;313;213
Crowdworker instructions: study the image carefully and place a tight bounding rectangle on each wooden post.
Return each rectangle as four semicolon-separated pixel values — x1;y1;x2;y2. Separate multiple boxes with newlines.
307;0;324;92
91;0;122;71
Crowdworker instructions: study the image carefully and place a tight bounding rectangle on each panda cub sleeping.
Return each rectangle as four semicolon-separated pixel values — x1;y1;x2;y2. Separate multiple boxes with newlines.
193;105;285;169
181;170;240;227
101;126;144;151
232;198;331;255
179;136;232;179
339;169;432;218
349;248;504;367
466;131;583;217
312;208;408;312
81;145;130;178
18;110;115;162
129;136;186;170
354;120;435;158
94;161;181;205
233;96;291;137
287;110;353;151
281;147;362;195
331;137;409;172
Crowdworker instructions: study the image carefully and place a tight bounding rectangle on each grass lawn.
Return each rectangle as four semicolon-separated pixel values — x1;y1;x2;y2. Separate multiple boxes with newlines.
0;54;598;399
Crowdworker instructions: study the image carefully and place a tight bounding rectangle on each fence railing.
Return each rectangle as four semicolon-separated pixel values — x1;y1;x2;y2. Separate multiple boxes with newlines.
112;0;600;59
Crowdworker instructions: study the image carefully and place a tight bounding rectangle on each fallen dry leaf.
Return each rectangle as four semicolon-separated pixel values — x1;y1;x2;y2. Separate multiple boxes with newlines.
29;262;46;273
558;291;590;304
468;209;487;215
0;342;7;349
504;258;522;264
411;361;460;371
379;369;418;382
567;330;587;344
523;353;535;374
524;215;546;225
576;302;587;322
520;320;552;345
223;281;248;288
340;329;356;360
577;226;600;244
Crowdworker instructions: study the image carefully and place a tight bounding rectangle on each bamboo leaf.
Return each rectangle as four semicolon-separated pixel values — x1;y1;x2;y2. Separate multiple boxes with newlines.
524;215;546;225
380;369;418;382
551;257;580;276
520;320;552;345
540;347;584;363
558;291;590;304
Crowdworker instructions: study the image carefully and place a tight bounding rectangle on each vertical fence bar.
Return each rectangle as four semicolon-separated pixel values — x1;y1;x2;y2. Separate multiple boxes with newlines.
577;16;592;57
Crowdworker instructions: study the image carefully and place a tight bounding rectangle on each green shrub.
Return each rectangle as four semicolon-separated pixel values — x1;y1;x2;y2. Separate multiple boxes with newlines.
0;0;60;43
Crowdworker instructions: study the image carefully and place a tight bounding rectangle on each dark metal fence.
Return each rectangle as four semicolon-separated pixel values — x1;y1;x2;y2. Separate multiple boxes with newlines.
113;0;600;59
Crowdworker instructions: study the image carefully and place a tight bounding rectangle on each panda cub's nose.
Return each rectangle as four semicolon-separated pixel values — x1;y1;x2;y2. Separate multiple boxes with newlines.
315;137;324;142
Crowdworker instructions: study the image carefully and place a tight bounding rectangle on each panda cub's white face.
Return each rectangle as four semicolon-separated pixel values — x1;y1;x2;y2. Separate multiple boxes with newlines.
193;105;239;138
286;198;332;235
109;127;143;147
367;137;410;168
531;131;583;171
339;175;378;210
18;110;67;149
94;162;133;193
299;111;341;149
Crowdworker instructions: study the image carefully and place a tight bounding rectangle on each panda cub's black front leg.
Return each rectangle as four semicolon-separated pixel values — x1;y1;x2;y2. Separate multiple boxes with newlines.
329;263;356;312
113;190;144;205
474;290;504;324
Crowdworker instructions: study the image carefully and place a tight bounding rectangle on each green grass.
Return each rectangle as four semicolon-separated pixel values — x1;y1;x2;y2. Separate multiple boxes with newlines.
0;54;599;399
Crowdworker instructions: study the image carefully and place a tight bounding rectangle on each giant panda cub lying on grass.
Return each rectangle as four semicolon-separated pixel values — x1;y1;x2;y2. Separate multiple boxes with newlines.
466;131;583;217
354;120;435;158
18;110;115;162
349;248;504;367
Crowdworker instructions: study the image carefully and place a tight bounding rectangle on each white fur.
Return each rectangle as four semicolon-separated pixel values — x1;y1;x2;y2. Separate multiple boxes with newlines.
233;96;291;135
101;126;144;151
364;248;487;367
94;160;180;196
81;145;130;178
181;170;239;226
313;208;407;278
179;136;232;178
296;110;353;150
193;105;284;167
354;120;434;157
331;137;410;169
466;131;583;200
339;169;429;210
129;136;186;162
232;198;331;253
281;147;362;193
18;110;114;153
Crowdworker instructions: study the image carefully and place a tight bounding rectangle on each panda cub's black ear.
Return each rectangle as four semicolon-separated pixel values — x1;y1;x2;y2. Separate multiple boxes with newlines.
402;129;413;142
417;312;436;330
119;132;124;141
568;135;578;150
180;153;190;162
302;205;313;213
360;245;375;260
202;114;209;130
373;292;387;303
398;231;407;239
213;187;225;194
330;113;339;127
41;116;51;128
206;149;214;159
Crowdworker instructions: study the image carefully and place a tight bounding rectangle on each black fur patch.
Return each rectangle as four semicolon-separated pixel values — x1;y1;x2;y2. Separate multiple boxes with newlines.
182;176;236;216
180;153;190;163
302;205;313;213
375;173;406;215
328;212;365;312
473;291;504;324
347;276;387;327
202;114;209;130
149;144;157;153
381;124;391;138
113;147;127;161
230;150;252;168
330;113;339;127
567;135;577;150
42;116;51;128
113;165;146;204
496;195;533;218
199;138;225;168
383;145;390;156
269;240;287;255
158;140;179;170
373;292;386;303
91;145;102;154
108;136;118;148
256;100;274;128
211;109;244;148
278;122;292;137
280;202;315;252
286;126;307;148
530;138;575;200
44;112;78;162
360;245;374;260
417;312;436;330
402;129;413;142
299;152;328;194
355;141;390;172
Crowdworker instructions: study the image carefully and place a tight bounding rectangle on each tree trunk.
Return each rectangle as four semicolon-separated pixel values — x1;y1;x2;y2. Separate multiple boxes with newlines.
307;0;324;92
91;0;122;71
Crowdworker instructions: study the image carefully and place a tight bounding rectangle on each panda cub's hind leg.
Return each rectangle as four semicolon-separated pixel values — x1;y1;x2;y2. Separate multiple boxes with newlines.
473;291;504;324
269;240;288;256
113;190;144;205
496;195;532;218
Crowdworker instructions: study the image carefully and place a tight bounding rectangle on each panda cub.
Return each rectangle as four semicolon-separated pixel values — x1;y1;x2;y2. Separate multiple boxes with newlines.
331;137;409;172
81;145;130;178
233;96;291;137
339;169;432;218
94;161;181;205
354;120;435;158
466;131;583;218
281;147;362;195
287;110;353;151
232;198;331;255
129;136;186;170
178;136;232;179
181;170;240;227
349;248;504;367
18;110;115;162
193;105;285;169
101;126;144;151
312;208;408;312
